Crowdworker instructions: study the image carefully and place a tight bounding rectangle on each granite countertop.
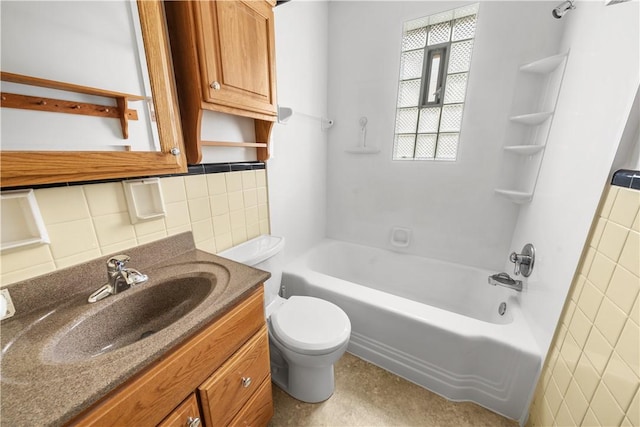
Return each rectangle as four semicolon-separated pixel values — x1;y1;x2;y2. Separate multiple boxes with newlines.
0;232;270;426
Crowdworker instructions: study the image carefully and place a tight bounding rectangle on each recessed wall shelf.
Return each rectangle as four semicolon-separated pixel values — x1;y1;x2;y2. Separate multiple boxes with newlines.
0;189;50;252
503;145;545;155
0;71;145;139
123;178;166;224
519;53;568;74
494;189;533;204
509;112;554;126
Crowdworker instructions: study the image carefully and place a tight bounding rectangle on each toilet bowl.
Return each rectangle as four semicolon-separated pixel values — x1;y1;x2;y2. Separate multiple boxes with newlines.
220;235;351;403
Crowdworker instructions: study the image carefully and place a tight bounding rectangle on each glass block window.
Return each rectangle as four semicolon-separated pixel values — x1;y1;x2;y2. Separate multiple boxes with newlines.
393;4;478;161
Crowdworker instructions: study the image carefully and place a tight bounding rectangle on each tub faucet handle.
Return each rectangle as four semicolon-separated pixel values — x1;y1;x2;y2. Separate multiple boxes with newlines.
509;244;535;277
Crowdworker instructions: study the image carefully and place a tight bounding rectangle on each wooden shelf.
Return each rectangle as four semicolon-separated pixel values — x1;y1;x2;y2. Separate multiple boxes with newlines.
495;189;533;204
520;53;568;74
503;145;545;155
201;141;268;148
1;71;145;139
509;112;554;126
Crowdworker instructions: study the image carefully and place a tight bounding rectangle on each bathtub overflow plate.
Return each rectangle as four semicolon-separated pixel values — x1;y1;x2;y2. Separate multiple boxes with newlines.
498;302;507;316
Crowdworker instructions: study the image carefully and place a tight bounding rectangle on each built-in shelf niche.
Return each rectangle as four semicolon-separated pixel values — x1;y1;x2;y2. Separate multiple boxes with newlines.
0;189;50;252
123;178;166;224
495;51;569;204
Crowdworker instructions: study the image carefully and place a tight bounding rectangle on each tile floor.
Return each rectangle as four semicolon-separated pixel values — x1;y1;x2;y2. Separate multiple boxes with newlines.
269;352;519;426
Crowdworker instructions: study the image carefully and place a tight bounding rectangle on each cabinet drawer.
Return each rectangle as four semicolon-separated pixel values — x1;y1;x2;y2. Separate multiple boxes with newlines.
229;378;273;427
198;327;270;427
157;394;201;427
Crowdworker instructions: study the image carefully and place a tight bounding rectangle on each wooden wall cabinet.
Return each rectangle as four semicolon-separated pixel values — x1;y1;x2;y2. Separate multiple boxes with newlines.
72;288;273;427
164;0;278;164
197;1;277;116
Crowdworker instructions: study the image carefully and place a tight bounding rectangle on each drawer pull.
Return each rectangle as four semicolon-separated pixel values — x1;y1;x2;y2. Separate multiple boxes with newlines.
241;377;252;388
187;416;201;427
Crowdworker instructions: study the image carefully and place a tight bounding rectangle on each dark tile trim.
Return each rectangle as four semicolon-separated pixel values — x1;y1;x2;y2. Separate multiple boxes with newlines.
612;169;640;191
1;162;266;192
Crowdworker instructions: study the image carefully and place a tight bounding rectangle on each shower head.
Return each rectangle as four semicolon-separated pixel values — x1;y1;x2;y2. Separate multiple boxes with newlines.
552;0;575;18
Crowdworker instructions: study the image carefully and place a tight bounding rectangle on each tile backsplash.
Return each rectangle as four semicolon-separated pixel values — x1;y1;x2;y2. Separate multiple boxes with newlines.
527;184;640;426
0;169;270;287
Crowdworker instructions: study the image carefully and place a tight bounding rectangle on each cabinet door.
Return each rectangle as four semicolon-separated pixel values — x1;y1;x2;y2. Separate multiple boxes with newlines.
196;0;277;116
157;394;202;427
198;327;271;427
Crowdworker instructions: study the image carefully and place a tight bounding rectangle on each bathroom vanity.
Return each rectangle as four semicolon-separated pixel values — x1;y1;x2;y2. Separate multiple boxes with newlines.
74;288;272;426
0;233;273;426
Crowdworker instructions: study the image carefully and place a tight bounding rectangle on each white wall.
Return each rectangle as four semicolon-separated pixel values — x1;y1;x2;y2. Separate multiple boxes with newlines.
611;87;640;172
510;0;639;357
268;0;329;264
0;1;158;152
326;1;564;270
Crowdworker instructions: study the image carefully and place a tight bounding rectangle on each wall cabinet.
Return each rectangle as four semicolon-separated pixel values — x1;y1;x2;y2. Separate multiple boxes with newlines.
71;287;273;427
165;0;278;164
197;1;277;116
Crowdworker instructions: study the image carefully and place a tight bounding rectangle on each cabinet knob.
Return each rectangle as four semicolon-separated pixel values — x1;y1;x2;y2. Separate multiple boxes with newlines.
210;81;221;90
187;417;201;427
241;377;252;388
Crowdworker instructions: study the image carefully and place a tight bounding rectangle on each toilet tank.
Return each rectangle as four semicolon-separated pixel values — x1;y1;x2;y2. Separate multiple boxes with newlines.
219;235;285;307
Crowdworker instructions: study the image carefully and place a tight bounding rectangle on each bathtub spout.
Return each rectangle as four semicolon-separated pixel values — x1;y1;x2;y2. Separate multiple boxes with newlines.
488;272;522;292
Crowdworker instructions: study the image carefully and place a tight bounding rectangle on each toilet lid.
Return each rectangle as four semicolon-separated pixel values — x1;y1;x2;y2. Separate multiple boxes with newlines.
270;296;351;354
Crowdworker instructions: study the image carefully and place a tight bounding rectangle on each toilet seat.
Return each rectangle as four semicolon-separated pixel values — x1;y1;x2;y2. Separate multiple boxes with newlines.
270;296;351;355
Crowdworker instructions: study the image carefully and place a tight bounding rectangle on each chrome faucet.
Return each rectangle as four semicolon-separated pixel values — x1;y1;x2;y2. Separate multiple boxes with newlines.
509;243;535;277
88;255;148;303
488;272;522;292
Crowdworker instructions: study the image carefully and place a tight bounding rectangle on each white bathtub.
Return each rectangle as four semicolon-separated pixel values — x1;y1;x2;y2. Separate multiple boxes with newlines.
281;239;541;424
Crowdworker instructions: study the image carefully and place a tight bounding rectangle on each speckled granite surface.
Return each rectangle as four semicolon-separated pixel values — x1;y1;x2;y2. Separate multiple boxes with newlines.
0;232;269;426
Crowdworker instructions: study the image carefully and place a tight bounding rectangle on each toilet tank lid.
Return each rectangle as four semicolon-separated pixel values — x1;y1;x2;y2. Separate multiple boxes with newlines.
218;235;285;266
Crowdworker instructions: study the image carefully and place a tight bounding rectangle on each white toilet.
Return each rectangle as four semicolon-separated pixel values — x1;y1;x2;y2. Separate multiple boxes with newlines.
220;235;351;403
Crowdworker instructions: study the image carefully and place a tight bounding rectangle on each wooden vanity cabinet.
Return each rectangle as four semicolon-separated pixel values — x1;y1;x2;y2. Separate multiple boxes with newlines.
164;0;277;164
158;394;202;427
71;287;273;427
199;327;271;426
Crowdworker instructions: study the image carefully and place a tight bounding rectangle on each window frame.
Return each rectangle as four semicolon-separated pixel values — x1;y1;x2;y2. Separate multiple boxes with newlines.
420;43;450;108
392;6;478;162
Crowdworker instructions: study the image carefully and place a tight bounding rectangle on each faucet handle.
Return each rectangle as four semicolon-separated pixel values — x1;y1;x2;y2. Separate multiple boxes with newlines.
509;252;521;275
508;244;535;277
107;254;130;272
